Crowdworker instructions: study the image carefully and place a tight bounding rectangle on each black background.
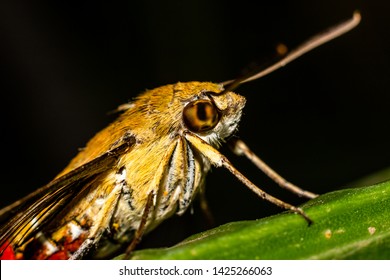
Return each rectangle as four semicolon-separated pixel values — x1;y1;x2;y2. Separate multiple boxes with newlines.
1;1;389;249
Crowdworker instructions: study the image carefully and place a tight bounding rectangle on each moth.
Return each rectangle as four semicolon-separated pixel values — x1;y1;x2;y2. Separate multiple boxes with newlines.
0;12;360;260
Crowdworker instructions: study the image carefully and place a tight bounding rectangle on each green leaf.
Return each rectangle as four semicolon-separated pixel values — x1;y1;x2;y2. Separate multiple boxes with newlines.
117;180;390;260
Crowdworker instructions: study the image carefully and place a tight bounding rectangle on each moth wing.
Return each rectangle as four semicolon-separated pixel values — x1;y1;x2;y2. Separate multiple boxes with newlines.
0;138;135;254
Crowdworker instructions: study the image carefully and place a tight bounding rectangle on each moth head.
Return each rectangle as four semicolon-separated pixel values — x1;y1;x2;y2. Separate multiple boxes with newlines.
181;83;246;147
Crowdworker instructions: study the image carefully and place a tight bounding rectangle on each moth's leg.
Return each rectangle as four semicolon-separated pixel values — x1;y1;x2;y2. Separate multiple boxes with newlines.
125;191;155;256
228;138;318;199
184;131;313;224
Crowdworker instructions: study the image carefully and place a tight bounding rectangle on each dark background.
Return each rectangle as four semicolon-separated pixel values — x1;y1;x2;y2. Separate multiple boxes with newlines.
1;1;389;249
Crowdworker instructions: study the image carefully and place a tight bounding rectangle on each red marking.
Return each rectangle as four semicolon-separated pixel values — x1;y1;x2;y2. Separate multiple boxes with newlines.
3;228;89;259
46;236;86;259
66;238;84;252
0;242;16;260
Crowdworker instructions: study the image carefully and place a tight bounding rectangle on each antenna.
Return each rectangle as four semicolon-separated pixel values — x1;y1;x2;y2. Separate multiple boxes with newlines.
216;11;361;95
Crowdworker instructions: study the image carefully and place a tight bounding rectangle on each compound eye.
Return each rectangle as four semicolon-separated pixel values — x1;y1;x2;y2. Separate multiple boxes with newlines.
183;100;220;132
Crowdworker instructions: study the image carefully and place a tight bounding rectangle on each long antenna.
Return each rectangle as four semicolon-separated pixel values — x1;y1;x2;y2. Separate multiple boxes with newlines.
216;11;361;95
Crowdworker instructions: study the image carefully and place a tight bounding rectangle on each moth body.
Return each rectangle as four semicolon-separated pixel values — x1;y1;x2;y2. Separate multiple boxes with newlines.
2;82;245;259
